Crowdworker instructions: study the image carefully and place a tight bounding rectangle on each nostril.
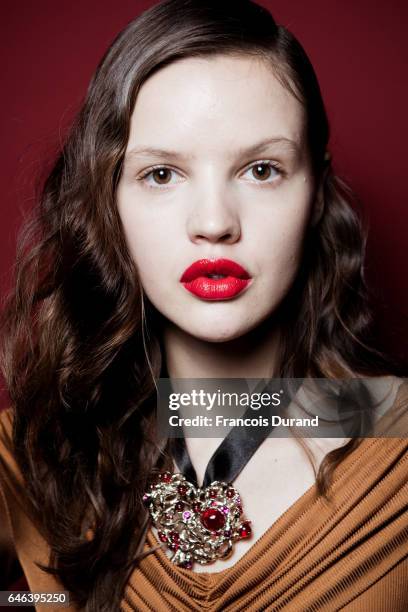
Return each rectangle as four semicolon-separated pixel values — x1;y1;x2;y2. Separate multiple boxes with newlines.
189;221;241;245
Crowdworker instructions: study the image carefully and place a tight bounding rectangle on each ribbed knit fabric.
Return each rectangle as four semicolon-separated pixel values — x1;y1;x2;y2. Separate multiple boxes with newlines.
123;436;408;611
1;382;407;611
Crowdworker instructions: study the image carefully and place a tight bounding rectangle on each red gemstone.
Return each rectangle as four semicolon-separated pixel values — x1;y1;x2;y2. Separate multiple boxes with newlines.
158;531;168;543
170;542;179;551
180;559;193;569
160;472;172;483
226;488;235;499
209;489;217;498
170;531;180;542
200;508;226;531
238;521;252;538
177;485;188;496
175;501;184;511
192;502;201;513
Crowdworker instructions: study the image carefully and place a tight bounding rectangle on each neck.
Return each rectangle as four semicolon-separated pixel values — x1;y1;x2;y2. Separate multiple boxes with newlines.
162;318;281;379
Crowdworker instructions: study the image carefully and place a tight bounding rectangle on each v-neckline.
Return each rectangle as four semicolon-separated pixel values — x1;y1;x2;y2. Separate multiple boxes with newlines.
147;436;379;581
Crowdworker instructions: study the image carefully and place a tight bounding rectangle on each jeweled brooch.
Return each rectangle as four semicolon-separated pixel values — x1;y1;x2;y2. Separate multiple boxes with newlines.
143;472;252;569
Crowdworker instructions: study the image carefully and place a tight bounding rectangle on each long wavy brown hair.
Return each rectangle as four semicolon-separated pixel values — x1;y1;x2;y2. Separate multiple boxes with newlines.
0;0;404;609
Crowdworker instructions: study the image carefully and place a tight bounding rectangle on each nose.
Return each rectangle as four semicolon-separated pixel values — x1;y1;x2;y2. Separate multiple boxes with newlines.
186;181;241;245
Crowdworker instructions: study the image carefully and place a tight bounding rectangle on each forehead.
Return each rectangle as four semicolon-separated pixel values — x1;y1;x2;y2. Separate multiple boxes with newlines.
127;54;305;157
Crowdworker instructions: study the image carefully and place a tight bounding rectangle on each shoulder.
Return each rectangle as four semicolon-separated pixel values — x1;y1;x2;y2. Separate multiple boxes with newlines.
0;408;22;587
394;376;408;402
370;376;408;436
0;406;14;441
0;407;24;489
366;375;407;404
0;407;29;551
0;407;20;477
0;409;77;606
0;407;26;536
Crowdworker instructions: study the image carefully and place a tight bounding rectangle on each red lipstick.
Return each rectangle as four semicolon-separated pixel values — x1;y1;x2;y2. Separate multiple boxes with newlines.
180;258;251;300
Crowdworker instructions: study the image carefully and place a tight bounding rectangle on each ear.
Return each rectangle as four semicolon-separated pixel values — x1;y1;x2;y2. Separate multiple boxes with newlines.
309;153;331;228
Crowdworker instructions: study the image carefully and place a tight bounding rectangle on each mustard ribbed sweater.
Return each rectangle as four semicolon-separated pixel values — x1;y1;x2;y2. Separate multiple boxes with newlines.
1;383;407;611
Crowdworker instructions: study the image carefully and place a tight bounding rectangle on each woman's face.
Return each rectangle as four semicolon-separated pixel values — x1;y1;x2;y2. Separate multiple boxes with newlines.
117;55;317;342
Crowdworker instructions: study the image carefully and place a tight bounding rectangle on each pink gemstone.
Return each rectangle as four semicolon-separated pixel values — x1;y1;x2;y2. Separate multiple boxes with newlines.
182;511;191;520
200;508;226;531
221;506;229;514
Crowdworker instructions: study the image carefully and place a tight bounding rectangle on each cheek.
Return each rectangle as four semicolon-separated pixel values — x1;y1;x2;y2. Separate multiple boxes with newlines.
270;222;307;269
248;190;312;273
118;197;176;276
245;195;312;315
124;225;165;285
120;217;188;314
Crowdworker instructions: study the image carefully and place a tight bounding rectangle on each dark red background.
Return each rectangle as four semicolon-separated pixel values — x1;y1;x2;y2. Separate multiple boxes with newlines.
1;0;407;402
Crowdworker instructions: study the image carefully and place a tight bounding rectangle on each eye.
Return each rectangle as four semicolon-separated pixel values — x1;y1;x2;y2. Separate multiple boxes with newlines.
137;166;183;189
241;161;282;184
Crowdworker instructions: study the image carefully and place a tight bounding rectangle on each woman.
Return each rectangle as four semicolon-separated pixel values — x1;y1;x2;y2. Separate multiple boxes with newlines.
0;0;406;610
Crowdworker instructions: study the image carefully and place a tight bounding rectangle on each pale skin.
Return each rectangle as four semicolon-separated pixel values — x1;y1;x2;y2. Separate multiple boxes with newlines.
116;54;400;572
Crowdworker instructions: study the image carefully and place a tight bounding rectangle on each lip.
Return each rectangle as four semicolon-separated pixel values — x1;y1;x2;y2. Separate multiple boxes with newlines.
180;258;252;300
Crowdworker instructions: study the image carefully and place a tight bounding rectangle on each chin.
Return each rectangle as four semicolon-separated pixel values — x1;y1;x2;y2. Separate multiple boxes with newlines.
177;318;258;344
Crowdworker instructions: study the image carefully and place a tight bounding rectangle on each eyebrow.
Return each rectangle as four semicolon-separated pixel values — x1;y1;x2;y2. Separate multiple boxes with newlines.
124;137;300;163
